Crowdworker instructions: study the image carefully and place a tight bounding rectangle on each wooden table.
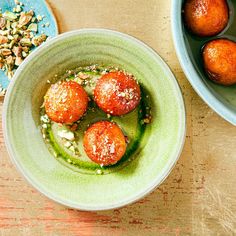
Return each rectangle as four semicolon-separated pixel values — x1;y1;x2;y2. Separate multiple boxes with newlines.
1;0;236;235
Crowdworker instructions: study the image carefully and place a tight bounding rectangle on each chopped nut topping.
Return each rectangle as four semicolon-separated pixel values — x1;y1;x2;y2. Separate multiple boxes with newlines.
7;70;14;79
36;15;42;21
1;48;12;56
15;5;22;13
0;18;6;29
78;72;90;80
28;23;37;32
57;129;75;141
96;169;103;175
32;34;47;46
0;84;6;96
6;55;14;65
0;35;8;44
18;11;33;27
0;4;48;88
3;11;17;21
15;56;23;66
20;37;32;46
12;46;22;57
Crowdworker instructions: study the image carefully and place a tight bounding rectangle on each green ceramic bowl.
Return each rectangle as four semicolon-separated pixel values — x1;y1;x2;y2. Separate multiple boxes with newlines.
3;29;185;210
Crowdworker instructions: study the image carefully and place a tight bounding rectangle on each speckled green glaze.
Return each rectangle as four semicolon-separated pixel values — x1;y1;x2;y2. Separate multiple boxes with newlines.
3;29;185;211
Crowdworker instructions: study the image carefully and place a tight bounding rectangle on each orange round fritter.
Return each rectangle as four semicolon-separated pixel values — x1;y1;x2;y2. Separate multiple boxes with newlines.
202;39;236;86
44;81;88;123
83;121;126;166
94;71;141;116
183;0;229;37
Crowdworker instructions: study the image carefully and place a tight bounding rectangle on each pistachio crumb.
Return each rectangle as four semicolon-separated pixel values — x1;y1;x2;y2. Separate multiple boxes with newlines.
15;5;21;13
96;169;103;175
36;15;42;21
0;5;48;85
53;151;58;158
57;129;75;141
0;85;6;96
28;23;37;32
42;124;47;129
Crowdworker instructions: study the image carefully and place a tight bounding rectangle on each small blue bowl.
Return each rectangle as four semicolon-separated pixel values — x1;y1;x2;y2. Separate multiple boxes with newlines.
172;0;236;125
0;0;58;89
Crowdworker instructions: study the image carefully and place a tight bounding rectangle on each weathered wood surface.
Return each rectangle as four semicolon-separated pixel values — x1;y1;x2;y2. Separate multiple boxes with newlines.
1;0;236;235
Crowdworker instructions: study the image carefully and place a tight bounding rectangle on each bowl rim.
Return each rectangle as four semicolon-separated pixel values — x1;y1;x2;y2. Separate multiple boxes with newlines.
171;1;236;126
44;0;60;35
2;28;186;211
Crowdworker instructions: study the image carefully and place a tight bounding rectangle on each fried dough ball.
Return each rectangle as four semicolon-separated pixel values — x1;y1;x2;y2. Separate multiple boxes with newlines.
202;39;236;86
44;81;88;123
94;71;141;116
83;121;126;166
183;0;229;37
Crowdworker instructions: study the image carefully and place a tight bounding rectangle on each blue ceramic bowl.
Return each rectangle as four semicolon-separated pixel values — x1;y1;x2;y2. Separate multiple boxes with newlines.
0;0;58;89
172;0;236;125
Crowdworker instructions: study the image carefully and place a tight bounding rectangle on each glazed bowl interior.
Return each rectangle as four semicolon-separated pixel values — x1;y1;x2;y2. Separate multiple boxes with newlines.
3;29;185;210
172;0;236;125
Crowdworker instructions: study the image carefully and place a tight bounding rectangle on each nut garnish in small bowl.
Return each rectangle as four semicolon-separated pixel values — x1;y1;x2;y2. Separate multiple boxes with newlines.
0;1;48;88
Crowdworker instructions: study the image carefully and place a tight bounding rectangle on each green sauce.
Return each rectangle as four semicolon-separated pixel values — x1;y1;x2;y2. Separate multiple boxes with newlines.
40;65;151;175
